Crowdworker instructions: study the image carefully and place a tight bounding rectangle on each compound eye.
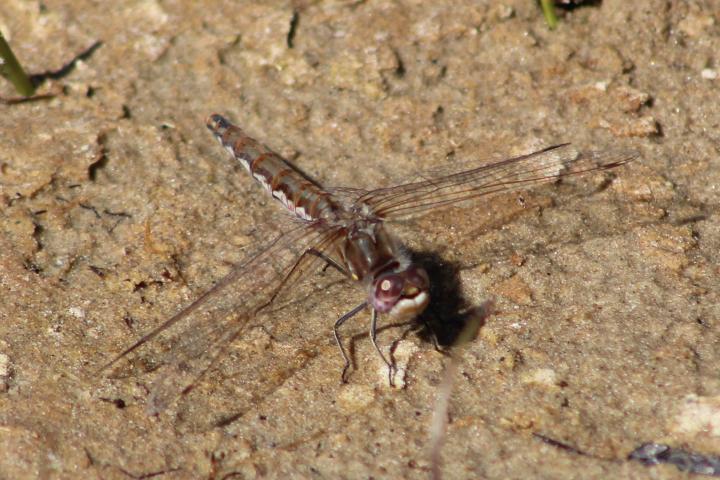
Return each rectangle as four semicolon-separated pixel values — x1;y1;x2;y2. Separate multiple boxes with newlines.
375;274;403;301
404;266;429;291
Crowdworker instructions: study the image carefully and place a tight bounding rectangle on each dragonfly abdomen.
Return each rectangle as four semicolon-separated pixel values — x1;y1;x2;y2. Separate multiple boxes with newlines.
207;114;335;222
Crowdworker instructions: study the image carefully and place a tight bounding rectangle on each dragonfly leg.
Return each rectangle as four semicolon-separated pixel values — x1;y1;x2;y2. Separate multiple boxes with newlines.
308;248;348;277
333;302;367;383
370;308;395;387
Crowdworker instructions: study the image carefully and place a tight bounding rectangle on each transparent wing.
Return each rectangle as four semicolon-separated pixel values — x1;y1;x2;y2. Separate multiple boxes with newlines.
100;220;344;414
355;144;638;219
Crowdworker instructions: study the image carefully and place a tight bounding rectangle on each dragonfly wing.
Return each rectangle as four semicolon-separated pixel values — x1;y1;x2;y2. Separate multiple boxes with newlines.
357;144;638;220
100;220;343;414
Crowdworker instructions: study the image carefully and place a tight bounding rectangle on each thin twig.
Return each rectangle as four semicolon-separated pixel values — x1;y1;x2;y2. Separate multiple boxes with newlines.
428;300;494;480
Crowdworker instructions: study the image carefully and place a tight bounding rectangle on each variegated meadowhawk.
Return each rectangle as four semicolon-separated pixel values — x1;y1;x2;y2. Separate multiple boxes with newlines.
101;114;637;414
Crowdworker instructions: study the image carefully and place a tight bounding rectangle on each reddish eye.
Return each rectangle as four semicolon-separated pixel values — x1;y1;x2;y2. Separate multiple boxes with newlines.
404;266;429;291
375;274;403;300
372;273;405;313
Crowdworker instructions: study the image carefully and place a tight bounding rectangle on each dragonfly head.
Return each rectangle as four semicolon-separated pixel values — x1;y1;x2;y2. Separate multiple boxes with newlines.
371;264;429;320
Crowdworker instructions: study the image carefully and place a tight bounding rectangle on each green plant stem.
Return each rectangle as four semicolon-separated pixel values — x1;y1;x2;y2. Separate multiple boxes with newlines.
0;31;35;97
540;0;559;30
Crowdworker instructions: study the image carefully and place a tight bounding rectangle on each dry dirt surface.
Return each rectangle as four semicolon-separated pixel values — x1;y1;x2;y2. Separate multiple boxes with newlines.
1;1;719;479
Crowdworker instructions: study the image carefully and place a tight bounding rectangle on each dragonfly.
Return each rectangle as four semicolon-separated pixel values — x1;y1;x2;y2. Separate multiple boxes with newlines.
101;114;637;414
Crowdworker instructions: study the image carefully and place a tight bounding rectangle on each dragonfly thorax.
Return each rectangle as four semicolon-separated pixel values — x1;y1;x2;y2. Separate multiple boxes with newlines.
338;222;430;320
341;223;400;281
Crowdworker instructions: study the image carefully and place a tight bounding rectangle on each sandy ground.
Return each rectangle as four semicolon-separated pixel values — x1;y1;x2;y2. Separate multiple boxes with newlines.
1;0;719;478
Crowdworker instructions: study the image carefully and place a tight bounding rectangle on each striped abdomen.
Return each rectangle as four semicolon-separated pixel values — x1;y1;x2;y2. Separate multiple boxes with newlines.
207;114;334;222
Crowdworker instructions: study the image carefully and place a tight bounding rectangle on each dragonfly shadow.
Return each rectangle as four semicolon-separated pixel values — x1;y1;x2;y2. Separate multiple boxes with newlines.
412;250;489;348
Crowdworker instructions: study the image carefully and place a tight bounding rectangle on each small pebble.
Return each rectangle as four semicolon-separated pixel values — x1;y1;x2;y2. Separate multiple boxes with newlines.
701;68;718;80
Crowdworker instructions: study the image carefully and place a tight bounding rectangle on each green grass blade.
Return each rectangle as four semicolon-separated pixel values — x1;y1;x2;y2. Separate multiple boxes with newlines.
0;31;36;97
540;0;559;30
